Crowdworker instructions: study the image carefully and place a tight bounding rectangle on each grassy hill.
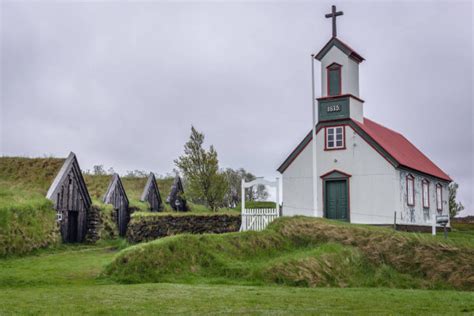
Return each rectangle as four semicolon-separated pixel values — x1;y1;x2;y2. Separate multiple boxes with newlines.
0;157;65;256
1;241;473;314
0;218;472;314
106;217;474;291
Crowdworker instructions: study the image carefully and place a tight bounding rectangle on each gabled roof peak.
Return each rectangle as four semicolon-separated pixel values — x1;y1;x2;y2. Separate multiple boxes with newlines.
45;151;92;206
103;173;129;205
140;172;159;202
314;37;364;63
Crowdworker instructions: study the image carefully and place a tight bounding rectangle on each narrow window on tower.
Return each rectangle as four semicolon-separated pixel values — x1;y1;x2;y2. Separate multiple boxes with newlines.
327;63;342;96
436;183;443;212
406;174;415;206
422;179;430;209
325;126;345;150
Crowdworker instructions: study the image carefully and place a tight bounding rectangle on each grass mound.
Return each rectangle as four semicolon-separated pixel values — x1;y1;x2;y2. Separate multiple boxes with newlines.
105;217;474;290
0;185;59;257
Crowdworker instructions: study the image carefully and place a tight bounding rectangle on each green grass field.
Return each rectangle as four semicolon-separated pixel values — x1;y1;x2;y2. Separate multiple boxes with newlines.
1;241;473;315
1;156;474;314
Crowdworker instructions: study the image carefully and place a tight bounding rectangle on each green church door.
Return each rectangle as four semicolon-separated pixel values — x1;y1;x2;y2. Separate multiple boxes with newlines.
325;180;348;221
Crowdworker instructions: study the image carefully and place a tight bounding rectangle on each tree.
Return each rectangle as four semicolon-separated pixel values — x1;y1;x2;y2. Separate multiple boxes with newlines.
175;126;228;211
92;165;106;175
222;168;241;208
449;182;464;219
222;168;269;208
237;169;268;202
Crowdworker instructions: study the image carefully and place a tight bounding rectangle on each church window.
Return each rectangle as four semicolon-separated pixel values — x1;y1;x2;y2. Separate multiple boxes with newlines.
406;175;415;206
327;63;342;96
325;126;345;150
436;184;443;212
422;179;430;209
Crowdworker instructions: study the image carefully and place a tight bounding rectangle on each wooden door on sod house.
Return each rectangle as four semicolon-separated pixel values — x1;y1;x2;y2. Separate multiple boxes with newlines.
67;211;79;243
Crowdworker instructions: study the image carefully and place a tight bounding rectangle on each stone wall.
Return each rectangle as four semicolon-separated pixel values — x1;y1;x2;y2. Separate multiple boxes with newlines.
452;216;474;224
85;205;119;243
127;214;241;243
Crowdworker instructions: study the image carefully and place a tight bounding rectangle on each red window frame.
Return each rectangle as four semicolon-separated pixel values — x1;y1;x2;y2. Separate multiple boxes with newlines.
324;125;346;151
406;174;415;206
327;63;342;96
436;183;443;211
422;179;430;209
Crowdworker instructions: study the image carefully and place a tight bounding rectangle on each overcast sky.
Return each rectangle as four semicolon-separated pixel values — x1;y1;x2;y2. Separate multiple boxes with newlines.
1;1;472;215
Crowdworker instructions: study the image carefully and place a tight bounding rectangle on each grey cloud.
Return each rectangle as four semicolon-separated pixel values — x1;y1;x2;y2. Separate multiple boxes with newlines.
1;1;472;214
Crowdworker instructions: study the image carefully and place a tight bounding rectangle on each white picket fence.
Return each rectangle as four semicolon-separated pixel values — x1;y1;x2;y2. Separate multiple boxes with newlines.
240;208;279;232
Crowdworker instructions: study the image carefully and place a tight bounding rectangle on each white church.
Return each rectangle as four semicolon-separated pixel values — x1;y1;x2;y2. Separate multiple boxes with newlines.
277;6;451;229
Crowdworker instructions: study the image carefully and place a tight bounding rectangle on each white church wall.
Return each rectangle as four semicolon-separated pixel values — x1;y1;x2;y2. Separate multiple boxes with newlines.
281;125;400;224
398;170;450;226
316;125;399;224
320;46;360;97
281;141;315;217
349;97;363;122
346;57;360;97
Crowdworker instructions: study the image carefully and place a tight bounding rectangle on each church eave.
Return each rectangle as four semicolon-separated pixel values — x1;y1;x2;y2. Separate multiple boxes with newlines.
314;37;365;63
317;94;365;103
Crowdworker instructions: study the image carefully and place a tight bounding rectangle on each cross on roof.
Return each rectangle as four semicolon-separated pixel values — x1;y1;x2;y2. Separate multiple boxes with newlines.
325;5;343;38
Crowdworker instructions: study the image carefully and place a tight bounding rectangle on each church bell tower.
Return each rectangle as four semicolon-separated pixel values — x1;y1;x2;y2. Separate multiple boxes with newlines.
314;5;365;123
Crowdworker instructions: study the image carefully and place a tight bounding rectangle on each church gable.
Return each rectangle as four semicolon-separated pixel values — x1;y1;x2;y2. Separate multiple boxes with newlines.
278;118;450;182
315;37;364;63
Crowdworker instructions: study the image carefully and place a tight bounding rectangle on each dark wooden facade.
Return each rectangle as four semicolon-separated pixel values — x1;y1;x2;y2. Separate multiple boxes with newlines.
46;152;91;243
167;176;188;212
103;173;130;236
140;173;163;212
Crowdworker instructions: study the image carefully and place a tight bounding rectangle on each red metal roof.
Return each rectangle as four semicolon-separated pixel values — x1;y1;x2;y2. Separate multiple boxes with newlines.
353;118;452;181
277;118;452;182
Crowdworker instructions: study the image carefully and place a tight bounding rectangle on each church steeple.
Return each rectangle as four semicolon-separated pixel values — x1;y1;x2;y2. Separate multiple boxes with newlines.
314;5;365;123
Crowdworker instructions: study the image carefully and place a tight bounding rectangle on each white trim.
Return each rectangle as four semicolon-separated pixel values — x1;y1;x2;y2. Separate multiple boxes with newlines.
407;175;414;206
326;126;344;149
422;179;429;209
436;184;442;211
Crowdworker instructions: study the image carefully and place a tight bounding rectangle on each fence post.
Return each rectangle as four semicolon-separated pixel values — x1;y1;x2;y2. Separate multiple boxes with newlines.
432;214;436;236
276;177;280;217
241;179;245;212
393;211;397;230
